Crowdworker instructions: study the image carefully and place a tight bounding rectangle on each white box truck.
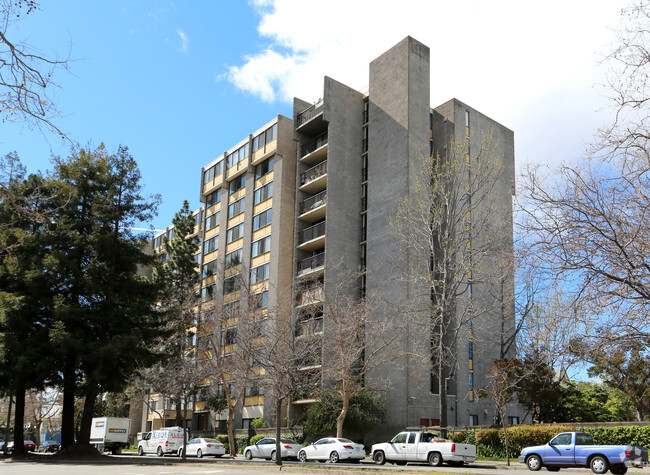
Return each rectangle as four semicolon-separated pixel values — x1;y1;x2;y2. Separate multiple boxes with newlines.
90;417;131;454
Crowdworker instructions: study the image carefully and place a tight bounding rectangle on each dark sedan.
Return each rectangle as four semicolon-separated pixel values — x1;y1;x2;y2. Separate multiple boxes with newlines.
38;440;60;453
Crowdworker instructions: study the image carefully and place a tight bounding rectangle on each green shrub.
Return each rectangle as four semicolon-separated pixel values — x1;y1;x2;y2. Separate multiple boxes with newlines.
235;434;250;453
578;426;650;447
249;434;265;445
251;417;265;429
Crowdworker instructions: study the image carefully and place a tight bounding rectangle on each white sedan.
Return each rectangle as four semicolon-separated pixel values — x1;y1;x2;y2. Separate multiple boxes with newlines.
243;437;303;460
179;438;226;458
298;437;365;463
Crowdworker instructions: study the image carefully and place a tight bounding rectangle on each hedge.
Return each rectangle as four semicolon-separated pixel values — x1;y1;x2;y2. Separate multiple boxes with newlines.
452;425;650;458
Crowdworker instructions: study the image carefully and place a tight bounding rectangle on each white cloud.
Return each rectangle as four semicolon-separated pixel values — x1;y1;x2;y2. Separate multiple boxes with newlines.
177;29;189;53
227;0;629;166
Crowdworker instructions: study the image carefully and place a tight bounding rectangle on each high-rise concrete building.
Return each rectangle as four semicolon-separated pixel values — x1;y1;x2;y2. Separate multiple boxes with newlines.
145;36;523;439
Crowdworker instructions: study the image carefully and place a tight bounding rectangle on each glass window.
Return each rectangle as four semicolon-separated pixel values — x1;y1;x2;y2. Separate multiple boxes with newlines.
253;208;272;231
203;236;218;254
407;433;417;444
469;415;479;426
229;174;246;194
255;291;268;309
391;433;407;444
265;123;277;143
205;211;219;231
225;248;243;269
203;161;223;184
202;259;218;278
201;284;215;301
253;182;273;205
227;197;245;218
468;341;473;360
205;189;221;207
250;263;269;284
255;157;274;179
224;275;238;294
226;223;244;244
251;236;271;258
551;433;572;446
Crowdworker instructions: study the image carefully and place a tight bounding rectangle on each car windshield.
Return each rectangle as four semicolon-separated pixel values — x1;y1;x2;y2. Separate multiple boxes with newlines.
203;438;219;443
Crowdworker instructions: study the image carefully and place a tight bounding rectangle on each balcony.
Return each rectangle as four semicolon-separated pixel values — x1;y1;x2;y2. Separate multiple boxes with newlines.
296;100;325;135
299;190;327;222
299;160;327;194
297;221;325;251
297;252;325;277
295;285;324;308
299;132;328;166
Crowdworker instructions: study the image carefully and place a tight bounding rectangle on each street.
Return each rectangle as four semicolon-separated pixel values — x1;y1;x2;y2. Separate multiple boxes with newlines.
0;454;618;475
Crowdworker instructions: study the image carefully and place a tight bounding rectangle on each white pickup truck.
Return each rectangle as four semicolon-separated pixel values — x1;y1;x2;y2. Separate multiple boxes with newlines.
371;430;477;467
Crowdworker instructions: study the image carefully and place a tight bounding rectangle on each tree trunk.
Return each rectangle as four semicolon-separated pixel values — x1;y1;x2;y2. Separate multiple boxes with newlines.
78;383;99;445
336;393;350;438
3;395;12;455
13;385;25;456
227;406;236;457
61;353;76;449
438;355;448;438
175;396;183;427
275;395;282;466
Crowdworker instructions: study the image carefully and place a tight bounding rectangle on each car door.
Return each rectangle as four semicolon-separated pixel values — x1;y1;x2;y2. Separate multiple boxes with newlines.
403;432;419;461
311;438;330;460
386;433;407;461
260;439;274;458
186;439;197;456
142;432;154;453
544;433;574;465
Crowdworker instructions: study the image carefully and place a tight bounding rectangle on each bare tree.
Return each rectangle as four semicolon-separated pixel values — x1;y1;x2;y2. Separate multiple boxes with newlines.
25;389;61;446
306;271;405;438
391;133;509;433
1;0;70;138
202;270;266;457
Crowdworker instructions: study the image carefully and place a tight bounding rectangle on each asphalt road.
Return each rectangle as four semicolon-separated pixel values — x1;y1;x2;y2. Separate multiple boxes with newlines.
0;454;614;475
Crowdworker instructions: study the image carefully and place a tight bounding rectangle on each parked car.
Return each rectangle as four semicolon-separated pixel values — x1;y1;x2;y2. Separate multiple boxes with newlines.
371;430;476;466
519;431;648;474
37;440;61;453
178;438;225;458
137;427;185;456
7;440;37;453
244;438;303;461
298;437;365;463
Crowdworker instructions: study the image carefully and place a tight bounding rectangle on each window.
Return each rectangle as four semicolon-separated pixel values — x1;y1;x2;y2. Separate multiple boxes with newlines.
226;143;249;169
224;275;239;294
203;235;218;254
225;248;242;269
469;415;479;426
507;416;520;426
251;236;271;258
255;157;274;179
468;341;473;359
202;259;218;278
253;181;272;205
252;208;272;231
224;327;237;345
250;263;269;284
201;284;215;301
407;433;417;444
205;188;221;207
254;291;268;309
229;174;246;194
469;372;474;391
227;197;245;218
551;433;572;446
226;223;244;244
252;124;277;152
205;211;219;231
391;433;407;444
203;160;223;184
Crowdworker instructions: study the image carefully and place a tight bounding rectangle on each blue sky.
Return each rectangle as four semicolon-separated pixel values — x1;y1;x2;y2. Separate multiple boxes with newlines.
2;0;629;231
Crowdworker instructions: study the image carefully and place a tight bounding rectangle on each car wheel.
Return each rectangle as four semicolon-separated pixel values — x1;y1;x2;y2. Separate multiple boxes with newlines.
373;451;386;465
271;450;277;461
245;450;253;460
428;451;443;467
590;455;609;474
157;446;163;457
178;448;183;458
138;446;144;456
329;451;339;463
197;449;203;458
610;464;628;475
527;455;543;471
298;450;307;463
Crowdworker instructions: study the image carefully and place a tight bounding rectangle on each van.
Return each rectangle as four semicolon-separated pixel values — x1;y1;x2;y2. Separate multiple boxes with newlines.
137;427;185;456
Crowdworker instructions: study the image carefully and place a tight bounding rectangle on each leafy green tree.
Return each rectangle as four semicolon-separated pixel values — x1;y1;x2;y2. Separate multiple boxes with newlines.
44;144;163;448
303;386;386;437
0;155;58;455
586;342;650;421
517;352;561;423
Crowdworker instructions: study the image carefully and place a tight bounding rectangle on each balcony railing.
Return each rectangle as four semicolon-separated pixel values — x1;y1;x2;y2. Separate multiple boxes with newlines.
299;221;326;245
295;286;324;306
299;190;327;215
299;132;328;158
300;160;327;186
296;100;324;127
298;252;325;274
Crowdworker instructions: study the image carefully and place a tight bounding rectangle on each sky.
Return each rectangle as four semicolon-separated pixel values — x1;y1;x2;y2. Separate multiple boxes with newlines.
1;0;630;231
